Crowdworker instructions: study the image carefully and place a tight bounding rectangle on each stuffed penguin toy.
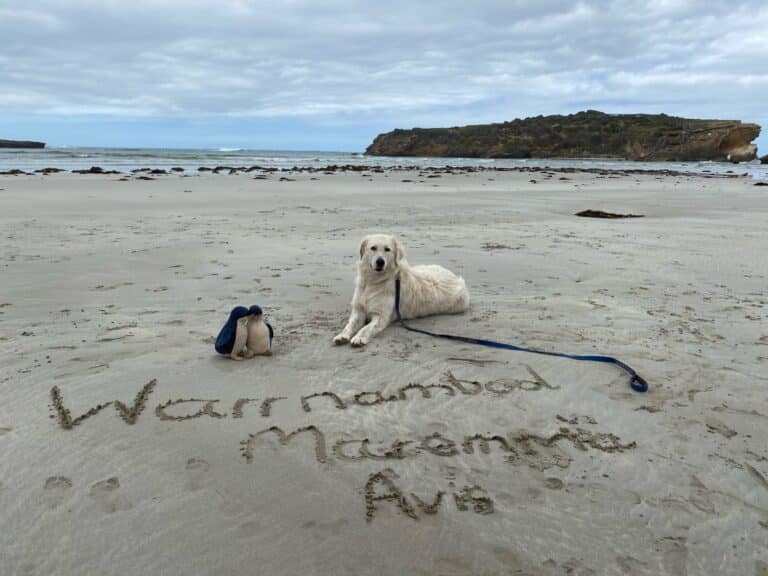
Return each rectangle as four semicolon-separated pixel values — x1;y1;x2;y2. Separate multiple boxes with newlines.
215;306;251;360
245;304;274;357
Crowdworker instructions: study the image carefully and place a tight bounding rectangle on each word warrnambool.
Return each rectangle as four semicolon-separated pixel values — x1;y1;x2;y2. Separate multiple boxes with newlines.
48;375;635;521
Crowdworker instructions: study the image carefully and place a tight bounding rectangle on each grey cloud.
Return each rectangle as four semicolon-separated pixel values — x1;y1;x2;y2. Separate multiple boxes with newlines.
0;0;766;131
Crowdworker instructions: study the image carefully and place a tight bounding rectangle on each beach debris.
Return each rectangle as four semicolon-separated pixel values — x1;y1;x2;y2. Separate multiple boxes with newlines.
481;242;517;250
575;209;644;219
72;166;122;174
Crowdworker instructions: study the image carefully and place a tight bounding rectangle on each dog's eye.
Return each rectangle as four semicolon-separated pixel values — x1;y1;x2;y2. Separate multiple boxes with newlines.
370;246;377;251
384;247;391;252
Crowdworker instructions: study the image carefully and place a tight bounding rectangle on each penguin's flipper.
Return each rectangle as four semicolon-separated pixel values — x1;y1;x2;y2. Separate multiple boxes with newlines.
266;322;274;345
215;306;249;354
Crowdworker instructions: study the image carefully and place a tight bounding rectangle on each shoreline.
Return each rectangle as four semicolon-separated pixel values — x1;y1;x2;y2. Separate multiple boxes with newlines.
2;146;767;181
0;162;759;179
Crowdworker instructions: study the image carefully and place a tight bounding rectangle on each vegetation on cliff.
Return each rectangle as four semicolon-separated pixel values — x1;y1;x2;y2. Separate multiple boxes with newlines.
0;139;46;149
365;110;760;162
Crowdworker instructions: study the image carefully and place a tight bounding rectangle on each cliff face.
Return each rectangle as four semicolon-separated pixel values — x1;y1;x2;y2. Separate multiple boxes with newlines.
365;111;760;162
0;139;46;149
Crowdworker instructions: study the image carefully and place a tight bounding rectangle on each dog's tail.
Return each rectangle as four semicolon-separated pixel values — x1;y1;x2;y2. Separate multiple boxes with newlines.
453;276;470;313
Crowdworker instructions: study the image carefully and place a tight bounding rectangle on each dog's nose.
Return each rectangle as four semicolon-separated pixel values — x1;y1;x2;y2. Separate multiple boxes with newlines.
375;257;385;269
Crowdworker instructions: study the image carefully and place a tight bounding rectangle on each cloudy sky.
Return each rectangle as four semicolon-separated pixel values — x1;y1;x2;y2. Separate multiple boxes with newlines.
1;0;766;152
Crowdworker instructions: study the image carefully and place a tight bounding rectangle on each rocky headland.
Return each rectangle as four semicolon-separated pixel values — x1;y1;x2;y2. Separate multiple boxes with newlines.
365;110;760;162
0;139;45;149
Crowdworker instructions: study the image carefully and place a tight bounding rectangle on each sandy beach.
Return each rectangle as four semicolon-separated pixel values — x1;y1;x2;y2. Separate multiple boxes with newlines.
1;168;767;575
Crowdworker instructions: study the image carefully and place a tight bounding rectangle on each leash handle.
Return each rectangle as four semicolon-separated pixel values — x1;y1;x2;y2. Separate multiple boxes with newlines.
395;279;648;393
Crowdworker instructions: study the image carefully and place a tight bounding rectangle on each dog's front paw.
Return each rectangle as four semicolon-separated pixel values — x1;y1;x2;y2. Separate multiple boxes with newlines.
350;335;368;347
333;334;350;345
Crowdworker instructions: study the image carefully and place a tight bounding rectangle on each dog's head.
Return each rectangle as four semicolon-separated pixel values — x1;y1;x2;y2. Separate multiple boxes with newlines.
358;234;405;275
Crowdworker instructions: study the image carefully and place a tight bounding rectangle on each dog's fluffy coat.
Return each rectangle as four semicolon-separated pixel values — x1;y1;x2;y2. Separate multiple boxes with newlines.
334;234;469;347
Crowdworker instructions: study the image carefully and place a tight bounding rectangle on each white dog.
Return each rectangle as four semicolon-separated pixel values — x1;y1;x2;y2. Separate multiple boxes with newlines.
334;234;469;347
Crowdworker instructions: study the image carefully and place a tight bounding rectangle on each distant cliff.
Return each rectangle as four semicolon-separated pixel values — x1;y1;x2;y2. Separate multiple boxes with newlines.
365;111;760;162
0;139;45;149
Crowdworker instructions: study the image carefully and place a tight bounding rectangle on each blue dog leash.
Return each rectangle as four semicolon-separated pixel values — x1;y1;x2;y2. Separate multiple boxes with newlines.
394;278;648;393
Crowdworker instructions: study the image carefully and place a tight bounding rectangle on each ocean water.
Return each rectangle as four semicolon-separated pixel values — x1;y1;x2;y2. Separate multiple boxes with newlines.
1;146;766;179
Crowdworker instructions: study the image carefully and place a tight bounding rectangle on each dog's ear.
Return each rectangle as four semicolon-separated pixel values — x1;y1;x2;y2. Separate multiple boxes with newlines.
359;237;369;259
393;237;405;266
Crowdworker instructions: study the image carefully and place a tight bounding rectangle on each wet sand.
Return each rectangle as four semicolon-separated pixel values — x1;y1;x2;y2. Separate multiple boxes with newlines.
1;168;767;575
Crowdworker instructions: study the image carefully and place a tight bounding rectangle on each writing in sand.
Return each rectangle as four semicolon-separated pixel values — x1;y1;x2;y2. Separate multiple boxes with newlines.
48;371;636;521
